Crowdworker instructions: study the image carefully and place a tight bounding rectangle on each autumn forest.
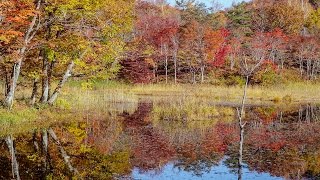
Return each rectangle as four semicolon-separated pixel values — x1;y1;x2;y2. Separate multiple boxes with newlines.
1;0;320;179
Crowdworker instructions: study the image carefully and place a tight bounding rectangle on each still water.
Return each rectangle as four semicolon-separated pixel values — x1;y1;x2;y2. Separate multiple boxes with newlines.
1;100;320;179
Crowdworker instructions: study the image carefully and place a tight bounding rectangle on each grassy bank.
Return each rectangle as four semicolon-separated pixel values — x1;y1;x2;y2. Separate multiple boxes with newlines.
0;80;319;135
65;80;320;104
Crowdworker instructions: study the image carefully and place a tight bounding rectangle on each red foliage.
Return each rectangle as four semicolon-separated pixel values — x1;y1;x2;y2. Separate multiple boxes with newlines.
262;60;278;71
213;44;231;67
0;0;35;44
205;28;230;67
119;57;155;84
135;1;179;48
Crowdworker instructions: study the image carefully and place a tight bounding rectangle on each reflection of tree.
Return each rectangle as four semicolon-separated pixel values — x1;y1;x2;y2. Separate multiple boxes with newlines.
122;102;175;172
2;104;320;179
220;104;320;179
6;135;20;180
163;121;237;176
0;116;131;179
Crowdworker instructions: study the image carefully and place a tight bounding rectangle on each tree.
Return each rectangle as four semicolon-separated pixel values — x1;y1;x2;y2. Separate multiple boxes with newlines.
227;2;253;37
294;36;320;79
135;1;179;83
0;0;41;108
266;3;305;34
0;0;134;107
307;8;320;35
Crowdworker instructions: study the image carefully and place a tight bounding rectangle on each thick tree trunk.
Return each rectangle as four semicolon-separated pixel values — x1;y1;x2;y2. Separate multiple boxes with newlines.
6;135;21;180
48;61;74;105
5;57;23;108
48;128;78;174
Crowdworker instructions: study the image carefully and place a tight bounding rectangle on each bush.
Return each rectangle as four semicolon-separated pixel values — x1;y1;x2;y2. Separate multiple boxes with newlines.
253;65;283;86
225;75;246;86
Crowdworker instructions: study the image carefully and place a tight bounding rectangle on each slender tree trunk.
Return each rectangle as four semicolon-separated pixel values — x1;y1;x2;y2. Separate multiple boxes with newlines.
237;75;249;180
238;126;244;180
200;66;205;83
174;56;177;84
172;36;178;84
40;53;50;103
164;43;169;84
48;61;74;105
30;78;39;105
165;55;168;84
299;57;304;76
32;130;39;152
6;135;20;180
41;129;52;176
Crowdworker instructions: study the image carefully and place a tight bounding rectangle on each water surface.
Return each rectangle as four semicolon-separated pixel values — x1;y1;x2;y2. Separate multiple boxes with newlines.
1;100;320;179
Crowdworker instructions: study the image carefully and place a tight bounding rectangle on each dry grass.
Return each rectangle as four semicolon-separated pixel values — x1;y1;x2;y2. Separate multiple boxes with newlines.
64;81;320;104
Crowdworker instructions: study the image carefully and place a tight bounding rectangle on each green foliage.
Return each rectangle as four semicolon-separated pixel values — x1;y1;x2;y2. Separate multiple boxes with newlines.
84;150;131;179
227;2;253;36
55;99;71;110
0;109;37;123
253;67;283;87
307;8;320;32
225;75;246;86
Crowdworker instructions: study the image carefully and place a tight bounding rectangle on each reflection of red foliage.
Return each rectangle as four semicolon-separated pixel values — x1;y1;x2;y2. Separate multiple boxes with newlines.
255;110;278;124
248;127;287;151
201;122;237;154
123;102;175;171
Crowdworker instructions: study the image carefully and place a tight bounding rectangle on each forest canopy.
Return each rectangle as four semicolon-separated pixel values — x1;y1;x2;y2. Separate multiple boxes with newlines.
0;0;320;108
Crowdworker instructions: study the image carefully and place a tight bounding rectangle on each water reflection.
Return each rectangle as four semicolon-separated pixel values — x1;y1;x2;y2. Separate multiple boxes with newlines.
0;102;320;179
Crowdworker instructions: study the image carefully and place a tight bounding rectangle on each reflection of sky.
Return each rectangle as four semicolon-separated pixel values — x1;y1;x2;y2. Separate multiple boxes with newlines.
167;0;251;9
132;157;283;180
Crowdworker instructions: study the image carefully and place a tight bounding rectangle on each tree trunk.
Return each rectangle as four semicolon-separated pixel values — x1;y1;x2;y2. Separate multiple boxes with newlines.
40;53;50;103
165;55;168;84
238;125;244;180
200;66;205;83
41;129;52;176
4;0;41;108
174;56;177;84
237;75;249;180
32;130;39;152
5;57;23;108
48;61;74;105
30;78;39;106
172;36;178;84
6;135;21;180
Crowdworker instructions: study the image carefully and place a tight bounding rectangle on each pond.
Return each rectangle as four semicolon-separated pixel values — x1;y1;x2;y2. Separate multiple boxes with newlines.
1;99;320;179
